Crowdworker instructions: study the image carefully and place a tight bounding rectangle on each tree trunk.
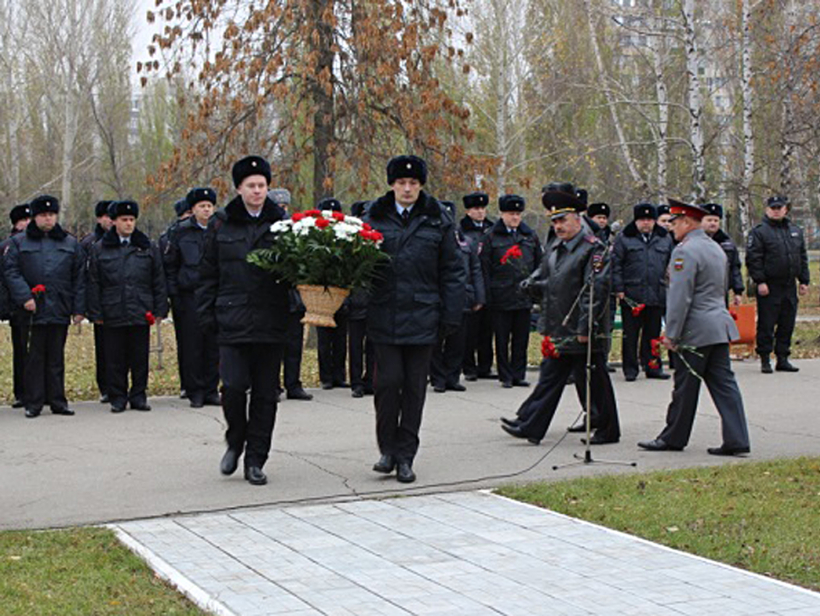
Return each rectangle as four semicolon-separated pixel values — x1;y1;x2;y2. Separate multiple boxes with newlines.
494;0;509;193
650;3;668;203
738;0;754;237
311;0;336;205
682;0;706;202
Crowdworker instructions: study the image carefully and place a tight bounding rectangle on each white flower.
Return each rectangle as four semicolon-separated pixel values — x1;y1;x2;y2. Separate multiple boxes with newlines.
321;210;334;219
270;220;292;234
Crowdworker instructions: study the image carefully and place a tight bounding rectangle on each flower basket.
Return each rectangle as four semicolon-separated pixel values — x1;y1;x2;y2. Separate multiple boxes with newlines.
297;284;350;327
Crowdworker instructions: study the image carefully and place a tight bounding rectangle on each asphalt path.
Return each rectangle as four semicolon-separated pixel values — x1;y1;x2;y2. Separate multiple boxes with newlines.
2;358;818;531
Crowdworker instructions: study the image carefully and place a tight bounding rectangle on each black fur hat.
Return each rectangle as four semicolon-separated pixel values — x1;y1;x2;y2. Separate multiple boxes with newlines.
702;203;723;218
463;192;489;209
94;200;113;218
9;204;32;224
588;202;611;218
318;197;343;212
30;195;60;216
232;155;272;188
498;194;526;212
109;200;140;219
186;187;217;208
633;203;657;220
387;155;427;185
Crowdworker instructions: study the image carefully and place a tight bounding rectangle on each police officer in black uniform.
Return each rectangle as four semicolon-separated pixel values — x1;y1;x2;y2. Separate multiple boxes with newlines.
364;155;465;483
165;187;221;408
459;192;495;381
612;203;673;381
480;194;542;388
2;204;32;408
746;195;810;373
87;200;168;413
4;196;85;418
316;197;351;390
80;200;113;403
198;156;290;486
701;203;744;306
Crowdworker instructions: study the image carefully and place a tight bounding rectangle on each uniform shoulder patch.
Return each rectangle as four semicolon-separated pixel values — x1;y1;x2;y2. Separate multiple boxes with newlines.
673;257;685;271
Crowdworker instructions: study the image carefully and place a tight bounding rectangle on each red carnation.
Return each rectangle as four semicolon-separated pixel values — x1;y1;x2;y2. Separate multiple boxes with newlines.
650;338;662;357
332;211;345;221
304;209;322;217
541;336;560;359
145;311;156;326
648;358;661;370
632;303;646;317
315;217;331;229
362;222;372;231
500;244;523;265
31;284;46;295
371;230;383;242
291;212;306;222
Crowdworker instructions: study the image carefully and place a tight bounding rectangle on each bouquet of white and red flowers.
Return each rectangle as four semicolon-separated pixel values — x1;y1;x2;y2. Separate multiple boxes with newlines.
247;208;389;326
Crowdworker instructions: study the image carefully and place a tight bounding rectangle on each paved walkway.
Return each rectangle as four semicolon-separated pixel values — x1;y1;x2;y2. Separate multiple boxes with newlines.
113;491;820;616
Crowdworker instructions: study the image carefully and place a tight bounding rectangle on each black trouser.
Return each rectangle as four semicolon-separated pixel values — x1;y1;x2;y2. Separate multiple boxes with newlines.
620;302;664;377
178;291;219;400
317;312;348;385
24;324;69;412
104;325;150;409
10;319;29;402
492;308;530;384
170;297;189;393
93;324;107;397
348;318;373;391
430;315;467;388
755;283;798;358
463;307;494;377
514;353;620;442
275;311;305;393
373;343;434;463
220;343;283;469
658;343;749;450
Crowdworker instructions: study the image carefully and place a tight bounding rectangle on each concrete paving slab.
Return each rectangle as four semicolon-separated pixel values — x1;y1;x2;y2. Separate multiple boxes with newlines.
1;358;819;530
113;491;820;616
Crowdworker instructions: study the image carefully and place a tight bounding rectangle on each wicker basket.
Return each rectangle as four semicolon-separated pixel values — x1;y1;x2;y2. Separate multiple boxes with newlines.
296;284;350;328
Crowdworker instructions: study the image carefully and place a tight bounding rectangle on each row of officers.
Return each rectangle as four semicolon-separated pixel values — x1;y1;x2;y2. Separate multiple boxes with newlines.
0;155;810;484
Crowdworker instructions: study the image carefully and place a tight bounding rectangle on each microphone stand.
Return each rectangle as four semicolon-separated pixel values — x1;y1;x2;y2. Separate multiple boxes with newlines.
553;256;636;472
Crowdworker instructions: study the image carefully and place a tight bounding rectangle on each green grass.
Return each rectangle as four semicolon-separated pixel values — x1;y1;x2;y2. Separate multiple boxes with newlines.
0;528;206;616
497;457;820;591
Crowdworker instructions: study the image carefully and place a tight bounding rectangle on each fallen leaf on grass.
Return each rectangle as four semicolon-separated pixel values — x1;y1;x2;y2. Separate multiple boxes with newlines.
665;526;680;533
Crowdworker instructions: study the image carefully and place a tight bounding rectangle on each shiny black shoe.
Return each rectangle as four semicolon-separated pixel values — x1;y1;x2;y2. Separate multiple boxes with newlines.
99;394;109;404
287;388;313;401
446;383;467;392
513;380;530;387
477;372;498;379
646;371;671;380
501;423;540;445
432;385;446;393
567;417;598;433
333;381;350;388
131;403;152;412
638;438;683;452
707;445;750;456
12;399;25;409
775;358;799;372
373;454;396;474
501;381;513;389
203;393;222;406
189;395;205;409
179;389;188;399
464;374;478;382
351;387;364;398
396;461;416;483
244;466;267;485
110;405;126;414
220;448;240;475
581;433;619;445
51;407;75;416
760;356;773;374
321;382;334;390
25;408;41;418
500;416;520;428
606;365;616;373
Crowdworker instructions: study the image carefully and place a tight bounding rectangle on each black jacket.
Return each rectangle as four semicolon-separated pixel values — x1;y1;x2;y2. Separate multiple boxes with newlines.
711;229;744;295
87;228;168;327
80;224;106;256
479;219;542;311
612;222;672;307
163;217;209;296
3;222;85;325
197;196;290;345
459;216;494;248
456;228;486;312
528;230;612;355
363;190;465;345
746;216;810;286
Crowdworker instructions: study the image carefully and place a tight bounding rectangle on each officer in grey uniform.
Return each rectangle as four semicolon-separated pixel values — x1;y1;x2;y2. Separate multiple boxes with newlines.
638;200;750;456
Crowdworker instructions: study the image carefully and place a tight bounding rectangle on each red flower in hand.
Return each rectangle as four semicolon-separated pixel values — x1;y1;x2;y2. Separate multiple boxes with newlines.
291;212;306;222
145;311;156;326
632;303;646;317
315;217;331;229
31;284;46;295
331;211;345;221
729;309;738;321
650;338;662;357
500;244;523;265
541;335;560;359
304;209;322;217
362;222;372;231
648;358;661;371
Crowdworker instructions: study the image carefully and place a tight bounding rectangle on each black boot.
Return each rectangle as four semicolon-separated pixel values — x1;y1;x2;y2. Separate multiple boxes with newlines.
775;356;799;372
760;355;773;374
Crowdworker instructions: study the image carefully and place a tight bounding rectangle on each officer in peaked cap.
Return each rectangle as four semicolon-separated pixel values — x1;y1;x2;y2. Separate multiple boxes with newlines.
745;195;809;373
87;200;168;415
2;204;33;408
4;196;86;418
459;191;495;381
639;198;750;456
479;194;542;389
701;203;744;307
612;202;673;381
